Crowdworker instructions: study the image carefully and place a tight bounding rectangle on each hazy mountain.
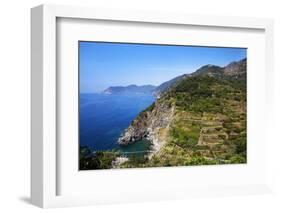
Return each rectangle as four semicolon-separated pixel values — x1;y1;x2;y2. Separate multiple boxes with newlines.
102;84;156;95
101;58;246;98
152;74;189;97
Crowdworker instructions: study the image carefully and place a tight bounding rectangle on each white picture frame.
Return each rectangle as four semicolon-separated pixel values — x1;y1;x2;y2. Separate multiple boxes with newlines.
31;4;274;208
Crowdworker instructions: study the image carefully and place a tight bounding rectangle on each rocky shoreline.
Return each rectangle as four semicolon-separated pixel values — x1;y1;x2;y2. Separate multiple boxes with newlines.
118;101;175;157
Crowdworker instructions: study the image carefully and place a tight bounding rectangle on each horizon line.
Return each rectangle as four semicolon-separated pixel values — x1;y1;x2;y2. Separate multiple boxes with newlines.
80;57;247;93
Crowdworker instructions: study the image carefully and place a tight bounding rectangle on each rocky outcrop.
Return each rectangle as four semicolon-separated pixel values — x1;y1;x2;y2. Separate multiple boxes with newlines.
224;58;247;78
118;101;174;153
112;157;129;169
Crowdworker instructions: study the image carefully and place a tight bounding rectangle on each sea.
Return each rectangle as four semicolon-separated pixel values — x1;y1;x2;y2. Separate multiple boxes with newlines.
79;93;155;155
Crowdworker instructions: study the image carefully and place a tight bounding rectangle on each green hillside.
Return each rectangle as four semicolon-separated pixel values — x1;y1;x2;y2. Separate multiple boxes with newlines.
147;74;246;167
80;58;247;169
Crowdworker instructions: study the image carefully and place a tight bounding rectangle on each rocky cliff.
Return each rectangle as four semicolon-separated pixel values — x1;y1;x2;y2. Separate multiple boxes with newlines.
118;100;175;153
224;58;247;78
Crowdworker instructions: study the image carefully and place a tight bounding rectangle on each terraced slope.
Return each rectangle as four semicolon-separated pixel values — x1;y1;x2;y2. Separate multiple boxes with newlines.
118;59;247;167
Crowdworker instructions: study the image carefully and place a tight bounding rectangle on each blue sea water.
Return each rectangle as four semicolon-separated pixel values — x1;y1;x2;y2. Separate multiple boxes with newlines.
79;93;155;152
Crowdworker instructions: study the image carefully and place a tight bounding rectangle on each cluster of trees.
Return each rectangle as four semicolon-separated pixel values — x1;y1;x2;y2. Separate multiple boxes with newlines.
170;126;198;149
165;75;246;114
80;146;152;170
79;146;119;170
120;154;149;168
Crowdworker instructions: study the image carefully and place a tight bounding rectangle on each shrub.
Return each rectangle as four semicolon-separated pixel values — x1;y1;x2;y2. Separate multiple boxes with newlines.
79;146;119;170
229;155;246;164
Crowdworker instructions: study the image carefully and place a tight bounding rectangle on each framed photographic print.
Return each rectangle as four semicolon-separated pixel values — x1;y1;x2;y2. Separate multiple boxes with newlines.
31;4;274;208
78;41;247;170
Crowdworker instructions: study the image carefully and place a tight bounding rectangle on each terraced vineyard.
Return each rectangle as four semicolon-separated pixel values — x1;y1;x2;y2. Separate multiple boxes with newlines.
118;59;247;168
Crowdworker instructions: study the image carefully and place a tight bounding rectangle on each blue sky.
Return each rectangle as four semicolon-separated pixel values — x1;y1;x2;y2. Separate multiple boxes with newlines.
79;41;246;93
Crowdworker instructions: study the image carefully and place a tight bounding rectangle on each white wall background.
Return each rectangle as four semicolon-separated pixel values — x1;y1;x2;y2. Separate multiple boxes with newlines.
0;0;280;212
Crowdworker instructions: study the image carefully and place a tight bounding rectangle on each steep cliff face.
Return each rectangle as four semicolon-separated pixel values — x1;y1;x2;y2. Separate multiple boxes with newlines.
118;100;175;153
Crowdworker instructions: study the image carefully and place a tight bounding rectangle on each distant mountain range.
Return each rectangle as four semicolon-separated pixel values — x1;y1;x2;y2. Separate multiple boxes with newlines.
102;58;246;98
102;84;156;95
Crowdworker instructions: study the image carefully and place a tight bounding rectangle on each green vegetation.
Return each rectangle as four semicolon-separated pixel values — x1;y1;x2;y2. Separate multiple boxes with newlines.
132;72;247;168
150;74;247;166
79;146;119;170
120;154;149;168
80;60;247;170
